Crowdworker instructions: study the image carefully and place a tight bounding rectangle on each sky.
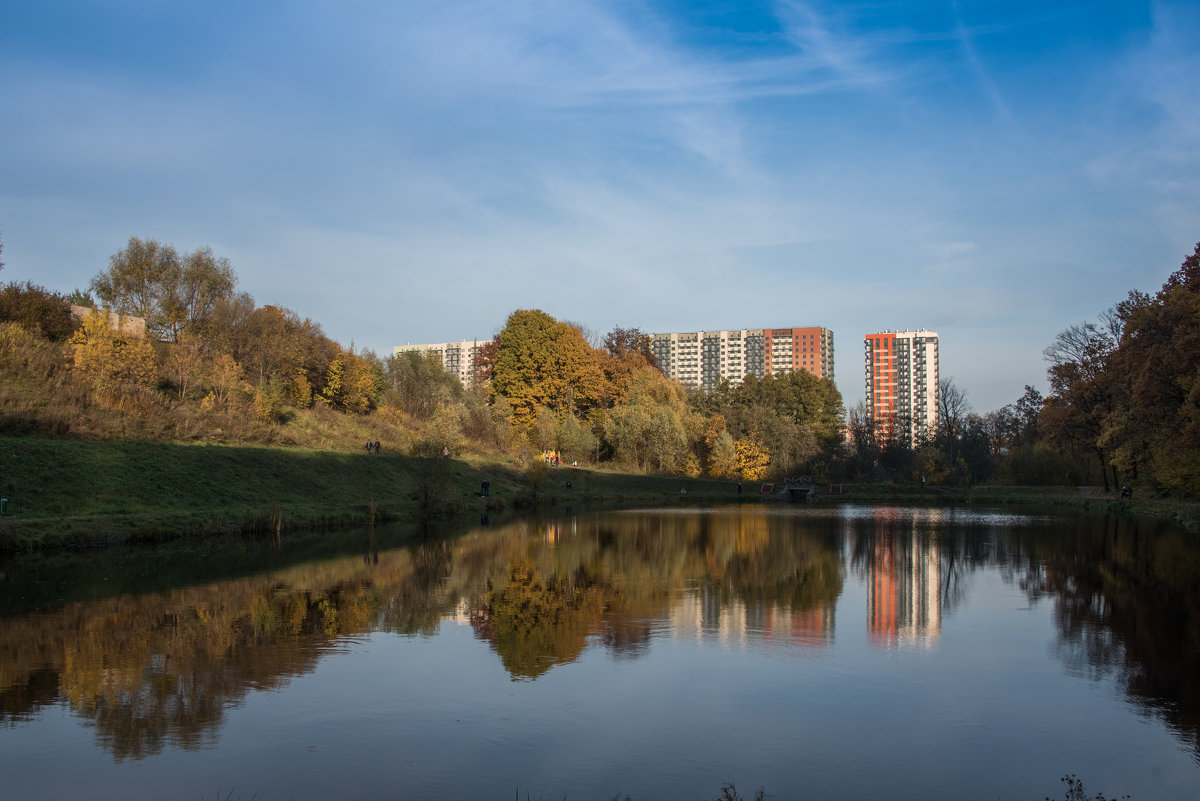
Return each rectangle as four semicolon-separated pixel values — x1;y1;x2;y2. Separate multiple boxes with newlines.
2;0;1198;413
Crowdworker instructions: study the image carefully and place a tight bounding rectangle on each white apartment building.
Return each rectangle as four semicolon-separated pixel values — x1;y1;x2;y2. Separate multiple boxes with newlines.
650;326;834;392
393;340;487;388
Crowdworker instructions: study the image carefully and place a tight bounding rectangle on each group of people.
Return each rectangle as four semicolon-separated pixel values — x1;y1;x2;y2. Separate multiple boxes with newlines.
364;440;381;454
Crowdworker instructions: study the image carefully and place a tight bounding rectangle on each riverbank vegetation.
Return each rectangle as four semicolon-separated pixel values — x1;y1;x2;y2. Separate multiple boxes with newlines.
2;237;1198;546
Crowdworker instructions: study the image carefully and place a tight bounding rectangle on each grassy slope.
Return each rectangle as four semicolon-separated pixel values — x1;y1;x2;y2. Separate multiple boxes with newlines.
0;434;741;548
3;434;1198;550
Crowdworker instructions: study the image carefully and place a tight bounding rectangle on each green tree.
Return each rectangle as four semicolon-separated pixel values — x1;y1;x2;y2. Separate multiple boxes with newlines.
700;371;843;477
386;349;463;419
603;367;694;471
418;404;466;457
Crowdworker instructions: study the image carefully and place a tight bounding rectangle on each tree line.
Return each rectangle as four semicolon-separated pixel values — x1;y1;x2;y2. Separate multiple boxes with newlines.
0;236;845;477
837;242;1200;496
476;308;845;479
1038;242;1200;494
2;234;1198;495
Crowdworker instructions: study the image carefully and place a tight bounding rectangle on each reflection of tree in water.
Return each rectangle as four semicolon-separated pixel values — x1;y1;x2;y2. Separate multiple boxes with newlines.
472;559;619;680
377;541;457;636
55;582;374;761
470;511;846;677
1014;514;1200;761
0;543;466;760
711;514;842;611
0;509;882;758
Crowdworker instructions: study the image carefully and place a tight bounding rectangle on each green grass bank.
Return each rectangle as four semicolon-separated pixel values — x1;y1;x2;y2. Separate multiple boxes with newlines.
2;434;1197;551
0;435;742;550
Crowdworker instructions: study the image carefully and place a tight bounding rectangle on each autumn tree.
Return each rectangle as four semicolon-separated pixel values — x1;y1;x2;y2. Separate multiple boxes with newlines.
708;431;738;478
733;436;771;481
252;375;286;423
0;281;76;341
701;371;843;477
234;305;340;403
1102;242;1200;492
599;326;660;405
205;353;243;406
320;350;382;414
163;246;237;342
164;333;205;400
491;309;606;428
1041;314;1120;490
471;334;500;391
91;237;236;342
70;309;158;403
200;291;257;358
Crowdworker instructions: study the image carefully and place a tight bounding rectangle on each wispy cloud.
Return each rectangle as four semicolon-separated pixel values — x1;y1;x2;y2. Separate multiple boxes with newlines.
950;0;1011;121
2;0;1197;410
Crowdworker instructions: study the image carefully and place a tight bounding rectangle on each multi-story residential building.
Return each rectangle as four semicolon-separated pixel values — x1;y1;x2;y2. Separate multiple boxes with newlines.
398;325;835;394
863;330;939;446
649;326;834;392
394;340;487;388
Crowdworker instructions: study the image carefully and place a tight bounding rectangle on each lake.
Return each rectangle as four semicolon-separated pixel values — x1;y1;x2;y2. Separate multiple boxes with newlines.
1;504;1197;800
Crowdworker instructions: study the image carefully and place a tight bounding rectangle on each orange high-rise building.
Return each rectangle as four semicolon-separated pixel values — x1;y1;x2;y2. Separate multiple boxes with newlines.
864;330;939;446
764;326;835;380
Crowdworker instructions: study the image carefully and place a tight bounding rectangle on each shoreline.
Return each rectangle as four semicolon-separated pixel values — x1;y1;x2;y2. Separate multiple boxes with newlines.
2;434;1197;551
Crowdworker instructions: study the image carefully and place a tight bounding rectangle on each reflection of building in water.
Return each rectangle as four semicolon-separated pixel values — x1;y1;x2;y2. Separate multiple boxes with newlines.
668;584;834;651
867;529;941;648
764;605;836;650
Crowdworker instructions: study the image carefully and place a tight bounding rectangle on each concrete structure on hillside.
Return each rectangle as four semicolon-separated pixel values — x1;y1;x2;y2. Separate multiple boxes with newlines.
649;326;834;392
70;305;147;338
863;330;939;447
394;340;487;388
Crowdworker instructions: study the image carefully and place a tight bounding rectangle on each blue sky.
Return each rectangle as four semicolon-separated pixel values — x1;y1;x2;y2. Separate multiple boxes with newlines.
2;0;1198;412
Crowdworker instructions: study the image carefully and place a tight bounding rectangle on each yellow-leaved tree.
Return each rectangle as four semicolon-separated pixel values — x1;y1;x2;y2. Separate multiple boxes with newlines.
319;352;381;414
734;436;771;481
70;309;158;405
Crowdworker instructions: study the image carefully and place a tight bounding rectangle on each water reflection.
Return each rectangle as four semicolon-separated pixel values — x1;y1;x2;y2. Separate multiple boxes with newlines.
1;505;1197;766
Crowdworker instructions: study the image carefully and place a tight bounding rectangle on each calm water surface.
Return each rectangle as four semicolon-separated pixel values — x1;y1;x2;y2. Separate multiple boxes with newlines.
1;504;1198;800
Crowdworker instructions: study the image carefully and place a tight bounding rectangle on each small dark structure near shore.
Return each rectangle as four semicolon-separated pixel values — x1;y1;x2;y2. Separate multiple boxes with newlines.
775;476;817;503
